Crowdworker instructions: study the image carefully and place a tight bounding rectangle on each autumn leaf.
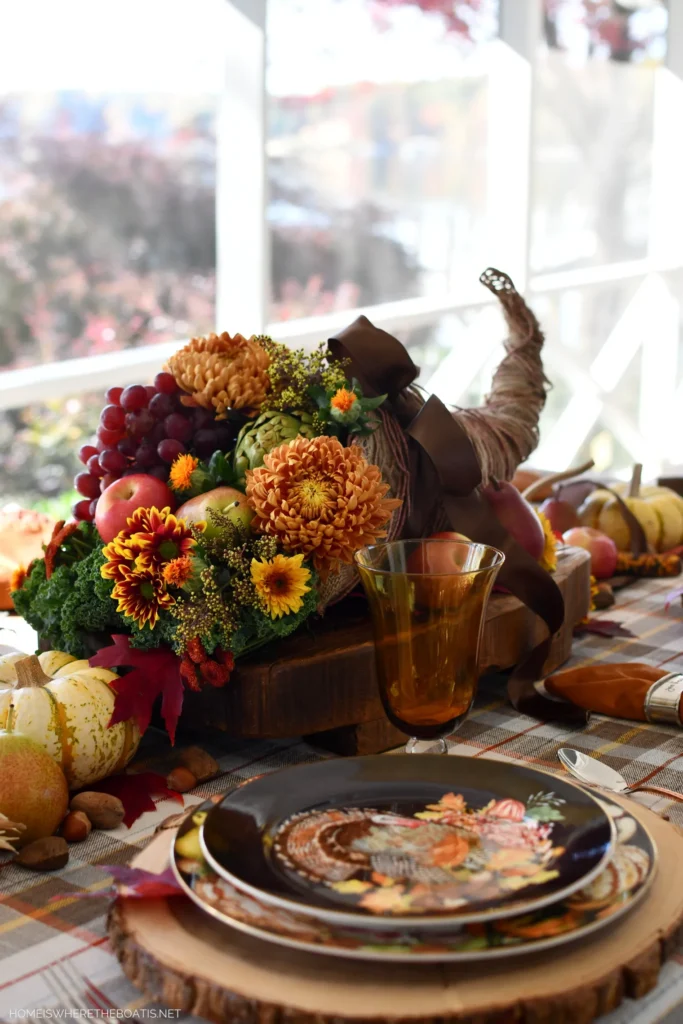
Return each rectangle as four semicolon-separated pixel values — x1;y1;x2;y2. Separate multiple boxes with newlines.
84;771;183;827
574;620;635;639
90;635;184;741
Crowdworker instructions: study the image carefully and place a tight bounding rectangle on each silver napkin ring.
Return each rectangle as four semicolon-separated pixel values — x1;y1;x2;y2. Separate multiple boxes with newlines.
644;673;683;726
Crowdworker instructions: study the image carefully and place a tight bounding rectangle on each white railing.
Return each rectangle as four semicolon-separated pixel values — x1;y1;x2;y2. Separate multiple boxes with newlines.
1;0;681;484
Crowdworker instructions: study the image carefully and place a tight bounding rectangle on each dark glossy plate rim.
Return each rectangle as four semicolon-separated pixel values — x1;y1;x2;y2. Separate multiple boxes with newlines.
199;756;617;929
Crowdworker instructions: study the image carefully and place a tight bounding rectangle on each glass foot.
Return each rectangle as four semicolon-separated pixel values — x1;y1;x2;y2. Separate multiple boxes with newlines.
406;737;449;754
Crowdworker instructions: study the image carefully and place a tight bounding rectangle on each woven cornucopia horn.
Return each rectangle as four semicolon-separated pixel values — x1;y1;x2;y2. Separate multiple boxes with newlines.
316;268;550;608
453;268;549;485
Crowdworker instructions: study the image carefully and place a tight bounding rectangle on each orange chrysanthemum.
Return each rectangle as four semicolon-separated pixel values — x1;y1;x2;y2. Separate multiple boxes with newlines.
330;388;357;413
162;555;194;588
246;436;401;577
169;454;198;492
167;332;270;419
10;565;27;593
112;566;175;629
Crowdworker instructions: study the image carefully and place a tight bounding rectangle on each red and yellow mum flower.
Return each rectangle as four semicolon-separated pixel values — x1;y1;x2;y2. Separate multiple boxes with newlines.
112;565;176;629
129;507;200;570
101;536;140;581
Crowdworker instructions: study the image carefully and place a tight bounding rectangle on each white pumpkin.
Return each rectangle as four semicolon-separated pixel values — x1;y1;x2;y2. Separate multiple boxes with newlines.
0;652;140;788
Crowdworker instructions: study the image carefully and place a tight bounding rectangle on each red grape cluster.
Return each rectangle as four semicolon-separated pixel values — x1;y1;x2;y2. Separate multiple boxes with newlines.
73;372;235;522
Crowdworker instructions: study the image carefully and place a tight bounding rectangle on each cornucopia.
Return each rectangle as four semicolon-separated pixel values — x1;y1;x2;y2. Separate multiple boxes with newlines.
10;268;580;741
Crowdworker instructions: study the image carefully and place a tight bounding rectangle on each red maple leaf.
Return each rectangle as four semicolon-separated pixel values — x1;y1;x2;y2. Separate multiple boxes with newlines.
90;636;184;742
574;619;635;639
85;771;183;827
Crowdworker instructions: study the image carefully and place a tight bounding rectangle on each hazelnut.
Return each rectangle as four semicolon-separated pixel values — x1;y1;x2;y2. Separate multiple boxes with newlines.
166;767;197;793
61;810;92;843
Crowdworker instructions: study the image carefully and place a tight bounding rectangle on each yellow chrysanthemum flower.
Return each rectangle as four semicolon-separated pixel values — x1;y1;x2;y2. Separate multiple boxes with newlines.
169;454;198;492
537;510;558;573
250;553;311;618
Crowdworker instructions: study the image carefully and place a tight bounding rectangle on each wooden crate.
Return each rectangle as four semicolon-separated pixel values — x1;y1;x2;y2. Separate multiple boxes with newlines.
181;546;591;754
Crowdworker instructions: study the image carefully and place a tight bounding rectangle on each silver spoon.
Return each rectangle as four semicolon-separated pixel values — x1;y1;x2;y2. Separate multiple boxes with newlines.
557;747;683;803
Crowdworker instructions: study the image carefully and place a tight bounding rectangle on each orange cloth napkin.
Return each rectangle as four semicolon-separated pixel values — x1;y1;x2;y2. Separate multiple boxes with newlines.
544;664;680;723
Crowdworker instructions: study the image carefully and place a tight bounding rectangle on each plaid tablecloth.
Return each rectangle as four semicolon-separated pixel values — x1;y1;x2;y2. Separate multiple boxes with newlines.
0;576;682;1023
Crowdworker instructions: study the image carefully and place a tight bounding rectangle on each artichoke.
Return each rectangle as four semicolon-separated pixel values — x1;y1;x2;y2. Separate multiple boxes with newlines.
233;410;317;482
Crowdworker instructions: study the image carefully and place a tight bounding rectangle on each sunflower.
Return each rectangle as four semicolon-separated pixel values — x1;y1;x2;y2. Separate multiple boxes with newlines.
129;507;199;569
246;435;401;577
162;555;195;588
250;553;312;618
112;566;176;629
537;511;558;573
169;454;198;492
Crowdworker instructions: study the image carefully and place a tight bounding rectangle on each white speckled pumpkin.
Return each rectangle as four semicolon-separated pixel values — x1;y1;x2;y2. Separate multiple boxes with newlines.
0;652;140;788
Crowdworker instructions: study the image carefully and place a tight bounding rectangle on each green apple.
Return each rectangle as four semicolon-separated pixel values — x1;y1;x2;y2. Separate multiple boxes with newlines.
176;486;253;540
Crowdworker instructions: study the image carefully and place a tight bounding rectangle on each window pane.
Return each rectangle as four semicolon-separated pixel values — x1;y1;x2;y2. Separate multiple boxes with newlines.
0;392;102;510
0;0;222;373
531;0;668;273
531;274;681;477
398;275;681;481
267;0;499;321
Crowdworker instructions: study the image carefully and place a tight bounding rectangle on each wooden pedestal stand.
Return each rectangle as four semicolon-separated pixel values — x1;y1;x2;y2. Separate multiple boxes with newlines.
181;547;591;754
109;796;683;1024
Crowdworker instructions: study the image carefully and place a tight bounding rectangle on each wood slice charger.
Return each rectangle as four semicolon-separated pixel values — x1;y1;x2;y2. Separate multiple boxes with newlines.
109;795;683;1024
180;547;591;755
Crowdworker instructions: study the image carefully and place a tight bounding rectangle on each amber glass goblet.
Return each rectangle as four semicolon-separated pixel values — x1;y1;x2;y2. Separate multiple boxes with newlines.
355;539;504;753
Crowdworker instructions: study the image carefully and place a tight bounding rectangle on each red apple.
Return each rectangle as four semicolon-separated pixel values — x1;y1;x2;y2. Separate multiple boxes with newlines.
430;531;472;543
562;527;618;579
406;533;475;574
95;474;176;543
177;486;253;539
482;481;545;560
538;496;580;535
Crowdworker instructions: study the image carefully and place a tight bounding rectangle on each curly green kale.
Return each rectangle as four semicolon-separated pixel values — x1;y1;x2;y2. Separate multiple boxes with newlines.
14;547;123;657
13;545;175;658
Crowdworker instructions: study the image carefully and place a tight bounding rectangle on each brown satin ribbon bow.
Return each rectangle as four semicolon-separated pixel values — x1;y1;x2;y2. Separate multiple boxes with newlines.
329;315;585;725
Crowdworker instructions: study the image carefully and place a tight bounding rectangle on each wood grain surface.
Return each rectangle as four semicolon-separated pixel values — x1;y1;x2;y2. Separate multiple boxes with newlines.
109;794;683;1024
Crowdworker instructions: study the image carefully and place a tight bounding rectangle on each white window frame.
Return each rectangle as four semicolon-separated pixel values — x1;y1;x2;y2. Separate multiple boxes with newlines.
1;0;681;473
